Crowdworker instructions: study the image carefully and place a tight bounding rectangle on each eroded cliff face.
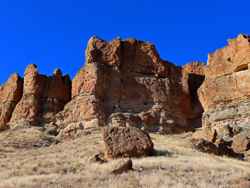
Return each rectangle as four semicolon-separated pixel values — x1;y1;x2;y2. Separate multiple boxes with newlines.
0;74;23;131
198;34;250;156
1;34;250;160
56;37;205;136
9;64;71;128
0;36;205;137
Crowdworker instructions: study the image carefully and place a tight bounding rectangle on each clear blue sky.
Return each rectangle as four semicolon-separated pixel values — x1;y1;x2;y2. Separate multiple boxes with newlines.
0;0;249;83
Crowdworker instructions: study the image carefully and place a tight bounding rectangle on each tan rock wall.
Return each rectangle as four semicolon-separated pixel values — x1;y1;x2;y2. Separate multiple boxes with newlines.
0;74;23;130
198;34;250;158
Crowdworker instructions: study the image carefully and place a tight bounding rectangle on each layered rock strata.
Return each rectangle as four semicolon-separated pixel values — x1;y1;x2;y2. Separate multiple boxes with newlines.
198;34;250;157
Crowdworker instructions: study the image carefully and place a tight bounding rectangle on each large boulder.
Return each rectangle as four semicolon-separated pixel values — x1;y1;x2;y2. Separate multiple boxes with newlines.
103;126;154;159
56;37;205;134
198;34;250;158
10;64;71;128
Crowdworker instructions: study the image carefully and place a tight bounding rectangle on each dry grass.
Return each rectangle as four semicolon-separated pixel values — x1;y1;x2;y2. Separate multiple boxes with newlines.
0;127;249;188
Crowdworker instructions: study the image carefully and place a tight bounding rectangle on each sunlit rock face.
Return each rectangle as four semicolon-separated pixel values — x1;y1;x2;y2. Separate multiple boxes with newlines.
0;36;206;137
198;34;250;157
0;73;23;131
9;64;71;128
56;36;205;135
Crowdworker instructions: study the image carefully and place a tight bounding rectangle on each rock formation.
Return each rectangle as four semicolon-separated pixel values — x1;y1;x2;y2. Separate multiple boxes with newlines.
0;37;205;135
1;34;250;161
56;37;205;135
198;34;250;158
9;64;71;128
0;74;23;130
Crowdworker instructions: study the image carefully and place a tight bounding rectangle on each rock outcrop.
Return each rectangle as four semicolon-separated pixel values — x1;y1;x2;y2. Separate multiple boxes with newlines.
198;34;250;158
1;34;250;161
56;37;205;135
0;74;23;130
0;37;205;135
9;64;71;128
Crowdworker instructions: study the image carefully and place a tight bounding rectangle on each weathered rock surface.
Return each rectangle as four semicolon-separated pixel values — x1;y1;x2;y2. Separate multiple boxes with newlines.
0;74;23;130
198;34;250;158
199;34;250;110
103;126;154;159
1;34;250;163
192;138;244;159
0;38;204;135
57;37;205;135
9;64;71;128
232;131;250;153
57;122;85;139
107;112;142;128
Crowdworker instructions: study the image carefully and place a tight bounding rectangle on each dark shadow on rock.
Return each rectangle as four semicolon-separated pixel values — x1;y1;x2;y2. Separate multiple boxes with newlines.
192;138;245;160
187;73;205;129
